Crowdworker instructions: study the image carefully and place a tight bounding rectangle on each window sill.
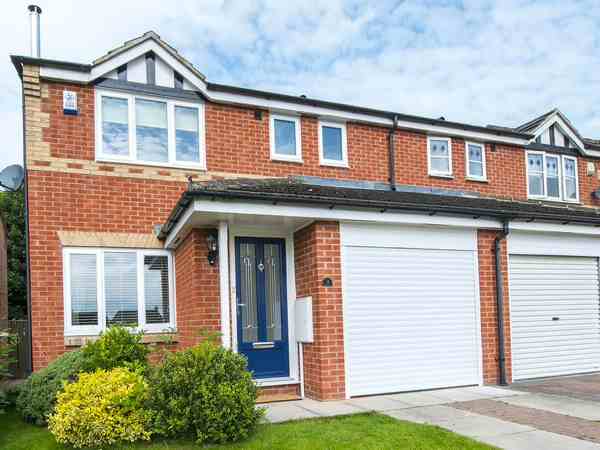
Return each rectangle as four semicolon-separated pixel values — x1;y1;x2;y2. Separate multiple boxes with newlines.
64;332;179;347
465;176;488;183
320;161;349;169
429;173;454;180
270;156;304;164
527;197;581;205
95;157;207;172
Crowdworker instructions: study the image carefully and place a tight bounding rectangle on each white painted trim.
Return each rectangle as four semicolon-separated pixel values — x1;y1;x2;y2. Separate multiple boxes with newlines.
218;221;231;348
427;136;453;177
227;225;299;383
471;228;484;387
562;155;580;202
531;112;585;151
464;141;487;181
63;247;175;337
510;221;600;236
339;226;351;399
525;150;579;203
318;120;349;168
269;113;303;163
95;88;206;170
255;377;300;387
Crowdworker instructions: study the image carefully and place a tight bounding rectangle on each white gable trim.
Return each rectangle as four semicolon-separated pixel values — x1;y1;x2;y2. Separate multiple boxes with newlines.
531;112;585;150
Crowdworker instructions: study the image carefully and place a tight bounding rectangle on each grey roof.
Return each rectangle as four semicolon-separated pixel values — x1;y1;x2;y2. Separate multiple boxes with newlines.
516;108;558;133
158;177;600;239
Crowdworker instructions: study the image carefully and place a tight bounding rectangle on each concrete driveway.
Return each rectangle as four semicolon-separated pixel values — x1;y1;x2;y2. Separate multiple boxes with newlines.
510;373;600;402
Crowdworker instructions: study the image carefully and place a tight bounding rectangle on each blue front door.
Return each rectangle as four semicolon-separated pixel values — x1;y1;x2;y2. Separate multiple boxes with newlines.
235;237;289;379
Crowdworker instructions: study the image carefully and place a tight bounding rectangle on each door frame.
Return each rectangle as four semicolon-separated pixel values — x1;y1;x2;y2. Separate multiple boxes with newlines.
228;225;299;386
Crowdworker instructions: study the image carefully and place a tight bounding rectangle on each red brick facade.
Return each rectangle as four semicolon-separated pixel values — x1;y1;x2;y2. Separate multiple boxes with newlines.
294;222;345;400
21;65;600;399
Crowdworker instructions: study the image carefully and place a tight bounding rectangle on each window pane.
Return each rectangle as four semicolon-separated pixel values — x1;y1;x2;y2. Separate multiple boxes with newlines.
564;158;576;177
175;106;200;162
322;126;343;161
102;97;129;156
264;244;283;341
565;178;577;199
144;255;170;325
528;174;544;196
468;144;483;163
469;161;483;177
136;99;168;162
274;119;297;155
239;243;258;343
547;176;560;198
430;139;449;156
431;157;450;173
104;252;138;327
528;154;544;174
546;156;560;198
70;254;98;326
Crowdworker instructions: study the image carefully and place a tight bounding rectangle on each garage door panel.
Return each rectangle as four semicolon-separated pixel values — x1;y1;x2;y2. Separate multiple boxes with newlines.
344;242;480;397
509;255;600;380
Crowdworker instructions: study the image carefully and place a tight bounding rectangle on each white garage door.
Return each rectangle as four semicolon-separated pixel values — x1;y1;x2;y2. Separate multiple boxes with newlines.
342;223;481;397
509;255;600;380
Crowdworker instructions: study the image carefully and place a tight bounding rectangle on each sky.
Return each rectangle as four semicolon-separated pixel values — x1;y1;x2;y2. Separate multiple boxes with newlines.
1;0;599;170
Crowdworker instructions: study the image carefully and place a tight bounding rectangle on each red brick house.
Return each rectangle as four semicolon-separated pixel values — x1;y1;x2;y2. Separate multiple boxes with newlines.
11;26;600;401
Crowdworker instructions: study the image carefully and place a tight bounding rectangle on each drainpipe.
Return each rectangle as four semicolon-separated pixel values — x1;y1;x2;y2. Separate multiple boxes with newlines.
388;115;399;191
494;220;510;386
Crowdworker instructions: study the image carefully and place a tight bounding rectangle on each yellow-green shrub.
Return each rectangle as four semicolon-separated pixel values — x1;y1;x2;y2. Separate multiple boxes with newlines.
48;368;151;448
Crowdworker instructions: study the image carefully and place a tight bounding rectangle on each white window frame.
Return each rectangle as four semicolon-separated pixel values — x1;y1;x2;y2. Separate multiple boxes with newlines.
525;151;579;202
269;113;302;163
427;136;453;177
562;155;579;202
63;247;176;336
95;89;206;170
464;141;487;181
318;120;348;167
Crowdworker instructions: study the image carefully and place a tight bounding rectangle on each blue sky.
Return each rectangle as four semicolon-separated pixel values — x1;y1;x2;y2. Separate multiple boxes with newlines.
1;0;599;169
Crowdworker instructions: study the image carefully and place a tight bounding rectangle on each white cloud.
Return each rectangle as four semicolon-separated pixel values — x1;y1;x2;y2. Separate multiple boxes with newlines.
0;0;599;170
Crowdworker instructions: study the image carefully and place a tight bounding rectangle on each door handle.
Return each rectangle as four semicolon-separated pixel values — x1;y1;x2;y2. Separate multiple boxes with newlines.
552;317;560;321
252;341;275;349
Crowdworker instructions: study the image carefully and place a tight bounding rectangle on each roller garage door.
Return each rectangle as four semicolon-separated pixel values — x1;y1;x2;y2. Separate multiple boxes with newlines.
342;223;481;397
509;255;600;380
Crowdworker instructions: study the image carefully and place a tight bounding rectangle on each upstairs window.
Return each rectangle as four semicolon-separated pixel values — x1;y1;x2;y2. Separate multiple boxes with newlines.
64;248;174;336
428;137;452;177
270;114;302;162
319;121;348;167
96;90;205;168
526;151;578;202
465;142;486;180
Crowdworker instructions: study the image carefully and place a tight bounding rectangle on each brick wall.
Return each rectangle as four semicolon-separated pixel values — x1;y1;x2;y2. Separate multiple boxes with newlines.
174;229;221;348
477;229;512;384
294;221;345;400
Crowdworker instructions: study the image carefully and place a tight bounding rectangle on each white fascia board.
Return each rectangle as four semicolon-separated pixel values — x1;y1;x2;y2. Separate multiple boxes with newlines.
40;66;91;83
163;197;502;248
510;220;600;236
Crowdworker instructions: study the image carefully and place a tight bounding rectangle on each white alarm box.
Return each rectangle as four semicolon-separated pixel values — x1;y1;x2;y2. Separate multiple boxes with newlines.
295;297;314;343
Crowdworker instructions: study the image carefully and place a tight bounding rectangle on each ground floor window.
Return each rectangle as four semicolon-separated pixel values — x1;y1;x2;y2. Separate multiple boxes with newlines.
63;248;174;335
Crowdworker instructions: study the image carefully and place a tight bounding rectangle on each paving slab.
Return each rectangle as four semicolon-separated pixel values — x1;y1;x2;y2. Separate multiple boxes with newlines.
499;393;600;421
429;387;497;402
461;385;528;398
346;395;413;411
511;373;600;402
484;429;600;450
262;402;319;423
295;398;365;417
387;391;451;406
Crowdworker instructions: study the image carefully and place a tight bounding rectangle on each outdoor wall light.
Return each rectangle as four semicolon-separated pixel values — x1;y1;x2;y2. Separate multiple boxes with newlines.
206;232;218;265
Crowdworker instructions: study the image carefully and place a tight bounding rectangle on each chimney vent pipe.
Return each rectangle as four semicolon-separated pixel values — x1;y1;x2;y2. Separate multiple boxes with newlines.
28;5;42;58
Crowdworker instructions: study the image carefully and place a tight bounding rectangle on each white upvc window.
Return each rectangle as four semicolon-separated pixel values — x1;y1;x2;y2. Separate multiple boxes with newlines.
270;113;302;162
96;89;205;169
465;141;486;181
318;121;348;167
526;151;579;202
427;137;452;177
63;248;175;336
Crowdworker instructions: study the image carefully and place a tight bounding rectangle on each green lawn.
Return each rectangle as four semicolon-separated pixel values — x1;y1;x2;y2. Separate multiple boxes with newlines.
0;409;494;450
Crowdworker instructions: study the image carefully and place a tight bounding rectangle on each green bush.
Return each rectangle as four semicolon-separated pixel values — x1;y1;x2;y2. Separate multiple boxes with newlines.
16;350;86;425
0;331;17;414
148;338;263;444
81;326;150;373
48;368;152;448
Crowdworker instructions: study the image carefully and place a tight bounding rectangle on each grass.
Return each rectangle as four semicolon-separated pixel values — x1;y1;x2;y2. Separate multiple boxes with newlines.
0;408;494;450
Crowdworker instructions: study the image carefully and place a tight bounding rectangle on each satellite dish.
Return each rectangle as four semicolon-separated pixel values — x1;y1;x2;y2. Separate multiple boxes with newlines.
0;165;24;191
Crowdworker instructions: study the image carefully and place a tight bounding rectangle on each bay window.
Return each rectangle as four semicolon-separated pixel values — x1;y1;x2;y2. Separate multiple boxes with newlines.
526;151;579;202
96;90;205;168
64;248;174;335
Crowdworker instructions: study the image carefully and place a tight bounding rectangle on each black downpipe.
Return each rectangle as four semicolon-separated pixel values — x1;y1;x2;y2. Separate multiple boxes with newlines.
388;115;399;191
494;220;510;386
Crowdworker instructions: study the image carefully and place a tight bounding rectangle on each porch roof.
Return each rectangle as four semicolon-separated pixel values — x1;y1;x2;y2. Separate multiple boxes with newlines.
159;177;600;240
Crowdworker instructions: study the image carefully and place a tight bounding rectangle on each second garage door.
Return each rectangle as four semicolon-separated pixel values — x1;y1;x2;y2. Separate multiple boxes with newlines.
342;223;481;397
509;255;600;380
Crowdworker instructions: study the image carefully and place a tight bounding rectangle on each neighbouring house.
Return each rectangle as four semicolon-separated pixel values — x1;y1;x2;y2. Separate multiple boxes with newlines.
11;7;600;401
0;218;7;321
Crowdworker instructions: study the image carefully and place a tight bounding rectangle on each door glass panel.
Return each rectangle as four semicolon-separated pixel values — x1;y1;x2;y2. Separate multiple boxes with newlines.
264;244;283;341
240;243;258;343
